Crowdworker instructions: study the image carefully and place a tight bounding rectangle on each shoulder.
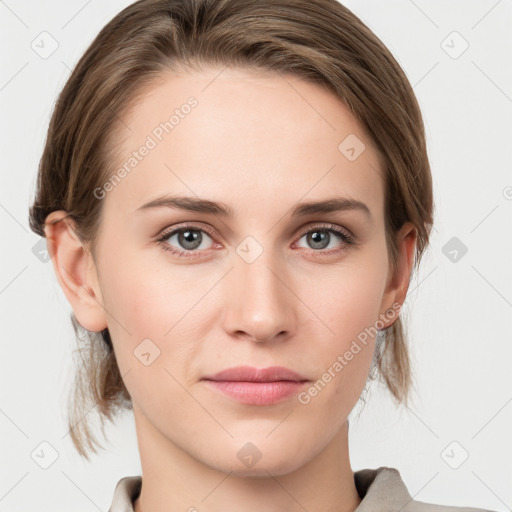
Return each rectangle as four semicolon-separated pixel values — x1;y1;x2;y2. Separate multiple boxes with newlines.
354;466;497;512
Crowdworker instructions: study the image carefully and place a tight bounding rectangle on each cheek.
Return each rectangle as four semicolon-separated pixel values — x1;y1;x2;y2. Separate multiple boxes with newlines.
308;248;389;341
296;244;388;397
101;249;199;335
99;261;202;413
309;279;381;373
99;252;216;380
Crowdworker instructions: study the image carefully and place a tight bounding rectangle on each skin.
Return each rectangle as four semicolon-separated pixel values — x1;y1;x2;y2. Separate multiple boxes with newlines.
45;66;416;512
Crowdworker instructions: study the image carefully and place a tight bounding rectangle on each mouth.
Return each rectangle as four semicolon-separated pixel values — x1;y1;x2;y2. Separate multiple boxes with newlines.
202;365;308;383
201;365;310;405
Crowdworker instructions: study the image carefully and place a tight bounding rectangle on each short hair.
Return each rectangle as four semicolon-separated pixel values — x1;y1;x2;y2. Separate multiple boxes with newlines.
28;0;433;459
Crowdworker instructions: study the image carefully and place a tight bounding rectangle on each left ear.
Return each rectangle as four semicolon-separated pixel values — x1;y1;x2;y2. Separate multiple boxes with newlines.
379;222;417;328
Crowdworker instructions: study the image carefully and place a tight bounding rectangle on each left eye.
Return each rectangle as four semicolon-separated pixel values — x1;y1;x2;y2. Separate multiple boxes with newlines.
295;227;352;251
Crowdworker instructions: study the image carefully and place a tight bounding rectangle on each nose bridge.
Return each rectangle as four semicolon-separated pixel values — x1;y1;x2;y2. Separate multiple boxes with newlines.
223;239;294;342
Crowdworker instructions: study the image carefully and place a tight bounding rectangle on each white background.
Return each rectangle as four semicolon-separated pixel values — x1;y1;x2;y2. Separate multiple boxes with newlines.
1;0;511;510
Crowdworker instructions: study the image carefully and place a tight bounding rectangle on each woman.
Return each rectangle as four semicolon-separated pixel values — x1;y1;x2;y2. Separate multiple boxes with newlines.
28;0;497;510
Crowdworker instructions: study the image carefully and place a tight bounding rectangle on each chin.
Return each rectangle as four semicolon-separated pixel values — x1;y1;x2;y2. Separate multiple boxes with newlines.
206;447;310;478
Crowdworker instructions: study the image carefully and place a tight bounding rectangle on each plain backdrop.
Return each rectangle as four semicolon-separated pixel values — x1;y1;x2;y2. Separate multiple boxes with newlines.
1;0;511;510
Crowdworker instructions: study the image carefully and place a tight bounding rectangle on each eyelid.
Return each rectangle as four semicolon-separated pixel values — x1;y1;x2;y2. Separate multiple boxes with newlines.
295;222;354;242
156;222;216;240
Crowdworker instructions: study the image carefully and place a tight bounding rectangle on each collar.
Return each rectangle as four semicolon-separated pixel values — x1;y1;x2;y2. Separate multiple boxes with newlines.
107;466;413;512
353;466;414;510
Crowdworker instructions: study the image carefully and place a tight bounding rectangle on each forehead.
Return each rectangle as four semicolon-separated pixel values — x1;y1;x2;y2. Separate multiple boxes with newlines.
102;66;385;223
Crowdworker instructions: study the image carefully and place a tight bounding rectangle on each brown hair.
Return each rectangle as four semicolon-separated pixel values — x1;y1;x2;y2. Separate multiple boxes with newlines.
28;0;433;459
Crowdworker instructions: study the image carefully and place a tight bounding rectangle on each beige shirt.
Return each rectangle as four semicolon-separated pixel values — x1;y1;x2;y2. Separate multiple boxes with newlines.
107;466;496;511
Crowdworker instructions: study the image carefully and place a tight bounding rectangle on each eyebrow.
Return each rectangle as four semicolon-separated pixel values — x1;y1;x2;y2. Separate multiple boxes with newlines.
135;195;371;219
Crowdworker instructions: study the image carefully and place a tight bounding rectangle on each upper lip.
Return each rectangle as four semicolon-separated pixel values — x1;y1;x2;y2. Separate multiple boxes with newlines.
202;365;308;382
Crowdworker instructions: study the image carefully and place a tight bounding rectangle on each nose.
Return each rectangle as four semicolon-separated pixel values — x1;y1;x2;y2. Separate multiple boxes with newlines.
222;246;297;344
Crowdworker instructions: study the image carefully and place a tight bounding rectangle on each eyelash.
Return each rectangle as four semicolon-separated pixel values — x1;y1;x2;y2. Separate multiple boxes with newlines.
155;222;356;259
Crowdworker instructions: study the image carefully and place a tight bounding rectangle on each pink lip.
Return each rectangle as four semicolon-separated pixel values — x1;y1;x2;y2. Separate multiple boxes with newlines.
202;365;309;405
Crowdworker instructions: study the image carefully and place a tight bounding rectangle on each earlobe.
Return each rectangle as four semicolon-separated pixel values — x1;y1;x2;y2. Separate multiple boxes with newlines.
44;210;108;332
380;222;417;329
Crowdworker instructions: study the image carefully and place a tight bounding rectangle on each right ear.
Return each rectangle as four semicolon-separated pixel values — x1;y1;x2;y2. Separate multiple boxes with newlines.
44;210;108;332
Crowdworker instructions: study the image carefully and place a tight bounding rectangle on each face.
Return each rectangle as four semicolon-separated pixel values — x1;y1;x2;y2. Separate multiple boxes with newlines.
65;66;412;476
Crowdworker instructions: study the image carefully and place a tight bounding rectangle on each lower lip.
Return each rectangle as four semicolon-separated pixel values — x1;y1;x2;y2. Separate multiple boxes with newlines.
203;380;308;405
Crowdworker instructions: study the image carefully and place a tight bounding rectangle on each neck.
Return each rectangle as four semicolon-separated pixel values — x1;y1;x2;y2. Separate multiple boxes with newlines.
132;409;361;512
